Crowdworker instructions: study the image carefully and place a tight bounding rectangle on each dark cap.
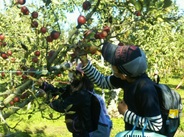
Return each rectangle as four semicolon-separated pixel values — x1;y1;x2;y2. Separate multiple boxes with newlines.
102;42;147;77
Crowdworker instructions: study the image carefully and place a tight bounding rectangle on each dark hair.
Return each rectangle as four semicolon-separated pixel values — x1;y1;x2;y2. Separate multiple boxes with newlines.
71;70;94;91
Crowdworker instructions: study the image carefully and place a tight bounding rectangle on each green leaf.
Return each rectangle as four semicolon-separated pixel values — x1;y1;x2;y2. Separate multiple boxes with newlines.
163;0;172;8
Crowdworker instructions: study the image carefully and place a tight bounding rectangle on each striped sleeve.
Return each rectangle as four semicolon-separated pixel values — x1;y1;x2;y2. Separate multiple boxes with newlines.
124;110;163;132
82;61;115;89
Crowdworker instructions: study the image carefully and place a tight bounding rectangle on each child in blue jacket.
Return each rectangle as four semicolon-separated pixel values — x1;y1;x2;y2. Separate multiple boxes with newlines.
39;67;112;137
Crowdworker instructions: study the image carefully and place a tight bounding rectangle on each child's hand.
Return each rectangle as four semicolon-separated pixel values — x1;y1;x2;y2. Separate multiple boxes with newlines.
36;79;44;87
79;54;88;66
118;100;128;115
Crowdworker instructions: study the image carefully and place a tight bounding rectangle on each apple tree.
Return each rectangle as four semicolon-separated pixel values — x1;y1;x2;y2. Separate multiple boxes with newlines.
0;0;183;134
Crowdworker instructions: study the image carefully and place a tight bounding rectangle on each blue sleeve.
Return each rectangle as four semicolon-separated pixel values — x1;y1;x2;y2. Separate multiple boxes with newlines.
39;82;67;95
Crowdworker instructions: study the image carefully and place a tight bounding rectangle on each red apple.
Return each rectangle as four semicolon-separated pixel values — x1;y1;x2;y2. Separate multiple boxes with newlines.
32;56;39;63
77;15;86;25
22;74;27;80
17;0;26;5
1;72;5;77
13;97;20;102
34;50;40;56
31;20;38;28
16;70;22;76
10;101;14;106
1;53;8;59
31;11;38;18
40;27;47;34
0;34;5;41
21;6;29;15
135;11;141;16
101;30;108;38
51;30;60;40
7;50;12;56
103;26;110;33
46;36;53;42
82;1;91;10
94;32;102;39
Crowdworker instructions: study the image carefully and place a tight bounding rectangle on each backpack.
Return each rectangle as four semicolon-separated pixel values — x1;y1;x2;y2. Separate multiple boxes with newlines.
155;83;182;137
134;78;182;137
89;91;112;137
64;92;112;136
138;77;182;137
64;92;102;134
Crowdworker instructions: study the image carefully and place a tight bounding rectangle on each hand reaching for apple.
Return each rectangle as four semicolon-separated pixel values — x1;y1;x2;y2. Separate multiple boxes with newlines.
84;45;101;55
35;79;44;87
79;54;88;67
27;75;44;87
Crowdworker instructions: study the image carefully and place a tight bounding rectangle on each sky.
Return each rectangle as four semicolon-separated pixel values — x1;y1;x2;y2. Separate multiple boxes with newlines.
0;0;184;10
175;0;184;10
0;0;184;23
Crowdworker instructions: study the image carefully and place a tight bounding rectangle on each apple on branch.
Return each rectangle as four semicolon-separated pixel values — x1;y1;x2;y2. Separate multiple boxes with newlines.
10;101;14;106
135;11;141;16
101;30;108;38
31;11;38;19
77;15;86;25
46;36;53;42
31;20;38;28
51;30;60;40
21;6;29;15
103;26;111;33
17;0;26;5
40;27;47;34
34;50;40;56
94;32;103;39
16;70;22;76
82;1;91;11
13;97;20;103
32;56;39;63
1;72;5;77
1;53;8;59
21;74;28;80
0;34;5;41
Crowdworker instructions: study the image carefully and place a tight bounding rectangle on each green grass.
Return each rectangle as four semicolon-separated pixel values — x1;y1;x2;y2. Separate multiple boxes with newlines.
0;77;184;137
1;113;125;137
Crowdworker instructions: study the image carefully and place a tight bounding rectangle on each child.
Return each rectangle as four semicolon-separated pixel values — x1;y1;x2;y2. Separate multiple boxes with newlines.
39;66;112;137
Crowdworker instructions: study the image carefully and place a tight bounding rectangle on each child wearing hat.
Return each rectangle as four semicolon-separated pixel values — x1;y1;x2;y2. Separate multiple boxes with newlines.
80;42;165;136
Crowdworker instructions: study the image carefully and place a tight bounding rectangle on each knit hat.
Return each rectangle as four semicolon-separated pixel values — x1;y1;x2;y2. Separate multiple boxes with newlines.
102;42;147;77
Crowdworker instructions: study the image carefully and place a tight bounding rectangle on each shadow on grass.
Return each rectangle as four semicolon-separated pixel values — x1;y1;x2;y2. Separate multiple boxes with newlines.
3;126;47;137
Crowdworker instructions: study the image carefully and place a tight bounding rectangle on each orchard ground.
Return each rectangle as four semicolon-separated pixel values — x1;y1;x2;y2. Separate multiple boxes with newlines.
0;77;184;137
